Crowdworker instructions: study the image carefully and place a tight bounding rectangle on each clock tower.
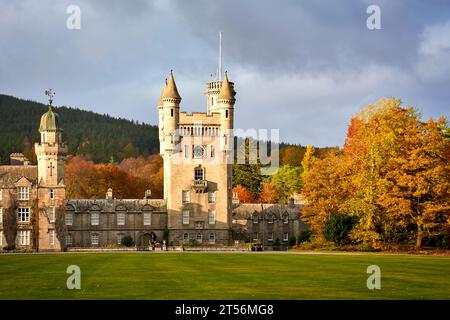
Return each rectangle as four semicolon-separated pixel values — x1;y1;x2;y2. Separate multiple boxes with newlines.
157;71;236;245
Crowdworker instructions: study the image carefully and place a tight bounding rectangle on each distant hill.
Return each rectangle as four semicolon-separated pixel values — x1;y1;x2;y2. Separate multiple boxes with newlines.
0;94;338;165
0;94;159;164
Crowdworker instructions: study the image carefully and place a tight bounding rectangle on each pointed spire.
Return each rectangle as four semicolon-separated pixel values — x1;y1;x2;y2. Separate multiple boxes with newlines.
218;71;235;101
162;70;181;101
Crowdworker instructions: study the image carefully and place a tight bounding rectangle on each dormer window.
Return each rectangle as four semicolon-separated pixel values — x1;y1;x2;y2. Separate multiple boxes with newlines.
18;187;29;200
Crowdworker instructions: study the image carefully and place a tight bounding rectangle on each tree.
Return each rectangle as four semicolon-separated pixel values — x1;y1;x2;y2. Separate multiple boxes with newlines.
323;213;357;245
259;181;279;203
280;146;304;167
269;165;303;203
301;151;350;237
378;116;450;248
3;191;18;249
54;204;68;252
301;144;314;176
232;185;255;203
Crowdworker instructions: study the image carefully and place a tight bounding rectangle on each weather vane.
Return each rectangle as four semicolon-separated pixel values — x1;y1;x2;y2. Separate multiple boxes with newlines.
45;89;55;106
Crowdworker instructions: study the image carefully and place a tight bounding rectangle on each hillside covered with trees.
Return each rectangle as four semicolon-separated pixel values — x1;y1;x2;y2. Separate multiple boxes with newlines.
0;94;159;164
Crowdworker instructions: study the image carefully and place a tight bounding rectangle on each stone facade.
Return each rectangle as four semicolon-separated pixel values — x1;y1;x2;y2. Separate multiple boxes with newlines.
0;72;307;251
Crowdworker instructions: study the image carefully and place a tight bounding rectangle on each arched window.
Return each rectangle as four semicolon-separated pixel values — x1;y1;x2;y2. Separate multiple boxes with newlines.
209;233;215;244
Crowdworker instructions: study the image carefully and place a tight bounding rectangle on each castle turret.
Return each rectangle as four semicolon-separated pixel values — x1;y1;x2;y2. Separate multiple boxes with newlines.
217;71;236;150
35;105;68;186
161;70;181;151
205;74;235;114
157;80;166;154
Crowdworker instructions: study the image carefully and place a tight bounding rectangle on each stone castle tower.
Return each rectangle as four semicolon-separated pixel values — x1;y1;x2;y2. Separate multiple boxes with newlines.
34;104;68;250
158;70;236;245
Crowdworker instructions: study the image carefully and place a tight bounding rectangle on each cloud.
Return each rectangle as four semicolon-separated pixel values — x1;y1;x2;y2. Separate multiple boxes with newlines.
0;0;449;147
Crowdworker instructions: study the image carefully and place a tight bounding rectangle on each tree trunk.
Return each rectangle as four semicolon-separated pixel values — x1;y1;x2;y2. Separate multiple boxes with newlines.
416;224;423;249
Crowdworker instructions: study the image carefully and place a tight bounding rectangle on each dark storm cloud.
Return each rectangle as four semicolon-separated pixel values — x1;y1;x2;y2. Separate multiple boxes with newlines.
0;0;449;146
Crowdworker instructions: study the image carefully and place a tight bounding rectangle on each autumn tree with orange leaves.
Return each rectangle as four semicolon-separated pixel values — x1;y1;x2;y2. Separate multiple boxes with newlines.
302;98;450;249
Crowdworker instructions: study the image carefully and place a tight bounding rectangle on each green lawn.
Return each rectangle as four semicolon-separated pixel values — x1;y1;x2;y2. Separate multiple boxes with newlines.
0;252;448;299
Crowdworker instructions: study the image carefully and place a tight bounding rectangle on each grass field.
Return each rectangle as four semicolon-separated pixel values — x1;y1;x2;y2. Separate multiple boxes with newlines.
0;252;448;300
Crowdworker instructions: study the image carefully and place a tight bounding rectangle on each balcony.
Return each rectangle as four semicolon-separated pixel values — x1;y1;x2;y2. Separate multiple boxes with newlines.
192;179;207;192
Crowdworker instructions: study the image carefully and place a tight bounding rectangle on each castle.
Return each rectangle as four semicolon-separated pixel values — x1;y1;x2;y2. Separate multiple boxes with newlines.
0;72;306;251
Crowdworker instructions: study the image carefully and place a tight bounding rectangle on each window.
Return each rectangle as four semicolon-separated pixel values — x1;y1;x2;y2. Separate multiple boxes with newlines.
210;145;215;158
184;144;189;159
65;212;73;225
143;213;151;226
0;190;2;202
196;232;203;242
283;214;289;224
194;166;203;180
208;210;216;225
18;187;29;200
209;233;215;244
49;229;55;245
0;231;2;246
117;234;123;245
48;207;55;223
267;214;274;224
18;230;30;245
91;234;99;246
225;110;229;118
171;108;174;117
50;189;55;200
117;212;125;226
182;190;190;203
65;234;73;246
252;214;258;224
182;210;190;225
18;207;30;222
211;97;214;106
0;208;3;224
268;232;274;241
283;232;289;242
208;192;215;203
183;233;189;241
91;212;99;226
253;232;259;241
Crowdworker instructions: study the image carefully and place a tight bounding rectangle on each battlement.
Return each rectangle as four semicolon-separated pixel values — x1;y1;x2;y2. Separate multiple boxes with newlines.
205;81;235;91
179;112;221;125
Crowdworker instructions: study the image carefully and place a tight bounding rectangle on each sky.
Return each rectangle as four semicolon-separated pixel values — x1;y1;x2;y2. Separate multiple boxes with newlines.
1;0;449;147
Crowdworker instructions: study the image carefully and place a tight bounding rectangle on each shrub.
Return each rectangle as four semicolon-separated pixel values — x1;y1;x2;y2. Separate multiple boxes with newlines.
323;213;357;245
121;235;134;247
298;230;312;243
289;236;297;246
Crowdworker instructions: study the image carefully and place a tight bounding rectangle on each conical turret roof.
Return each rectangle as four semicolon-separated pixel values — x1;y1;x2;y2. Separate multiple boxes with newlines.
162;70;181;100
217;71;235;100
